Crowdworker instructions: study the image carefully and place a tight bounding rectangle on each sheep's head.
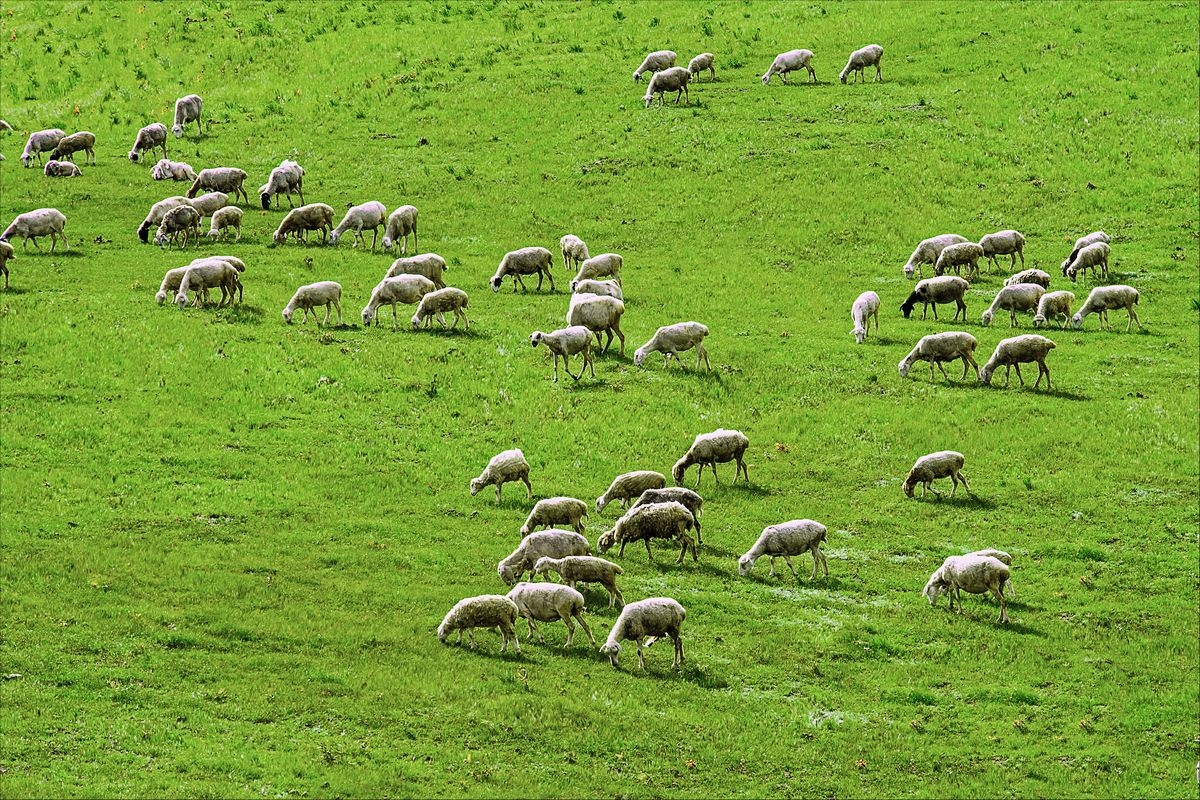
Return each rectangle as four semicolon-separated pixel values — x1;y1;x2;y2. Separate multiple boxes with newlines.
490;275;503;292
497;562;517;586
155;290;169;306
1060;259;1071;277
361;306;375;327
902;473;918;497
469;477;485;497
596;530;616;554
1070;313;1084;330
128;150;140;163
897;358;911;379
272;229;287;245
282;308;294;325
531;557;553;576
900;293;918;319
600;640;622;667
922;573;946;606
671;457;689;486
633;347;649;367
1066;266;1078;283
1032;314;1046;328
174;291;189;310
329;231;342;246
381;236;393;250
530;332;544;349
437;619;450;642
411;312;424;330
260;191;272;211
761;73;772;86
980;310;994;327
172;124;184;138
979;365;994;385
642;93;655;109
737;554;755;576
852;325;867;345
595;495;608;514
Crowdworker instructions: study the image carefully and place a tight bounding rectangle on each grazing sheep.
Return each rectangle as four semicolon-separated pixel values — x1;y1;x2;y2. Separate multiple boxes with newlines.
282;281;342;325
167;256;244;308
155;266;193;306
19;129;66;167
154;204;202;249
411;287;470;331
497;529;590;586
897;331;979;381
597;501;698;564
903;233;969;279
206;206;244;243
839;44;883;83
630;487;704;544
979;230;1026;272
437;595;521;653
903;451;969;499
934;242;985;281
491;246;555;293
672;428;749;487
1066;241;1111;283
530;325;595;382
386;253;448;289
643;66;691;107
331;201;387;250
922;554;1011;624
596;471;667;514
273;203;335;245
361;274;435;330
1061;230;1109;275
187;191;228;220
151;158;198;181
128;122;168;162
980;283;1046;327
966;549;1017;598
738;519;828;581
762;49;816;84
571;252;623;286
1071;284;1142;331
187;168;250;205
43;160;81;177
48;131;95;165
533;555;625;609
566;293;625;354
137;196;191;243
470;448;531;504
900;276;970;321
175;259;241;309
259;160;305;210
570;279;622;300
171;94;203;138
633;50;676;82
506;583;596;647
688;52;716;81
850;290;880;344
600;597;686;670
634;322;711;370
1032;290;1076;328
521;497;589;535
382;205;418;254
1;208;69;252
980;334;1056;390
1004;268;1051;288
0;240;14;289
559;234;589;270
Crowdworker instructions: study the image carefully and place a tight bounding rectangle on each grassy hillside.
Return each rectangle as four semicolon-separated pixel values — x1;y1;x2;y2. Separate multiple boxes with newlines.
1;1;1197;797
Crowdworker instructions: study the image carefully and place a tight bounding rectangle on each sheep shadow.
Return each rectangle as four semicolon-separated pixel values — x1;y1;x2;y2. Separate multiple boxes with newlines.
910;493;997;510
412;326;485;339
214;304;266;323
1;286;31;295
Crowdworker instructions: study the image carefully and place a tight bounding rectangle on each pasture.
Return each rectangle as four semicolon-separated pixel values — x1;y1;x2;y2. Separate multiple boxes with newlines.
1;1;1197;796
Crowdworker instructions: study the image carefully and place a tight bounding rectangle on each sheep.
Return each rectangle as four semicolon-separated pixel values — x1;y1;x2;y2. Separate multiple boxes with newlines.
1066;241;1111;283
1071;284;1142;331
470;448;531;504
899;276;970;321
528;326;594;382
596;470;667;514
505;582;596;648
386;253;448;289
569;279;622;300
171;94;203;138
980;334;1056;390
491;246;555;293
571;252;623;287
155;266;192;306
559;234;589;270
922;554;1011;624
850;291;880;344
566;293;625;354
966;549;1017;598
382;205;417;254
0;240;14;290
137;196;191;243
634;322;711;370
282;281;342;325
206;206;244;243
762;49;816;84
688;52;715;82
521;497;589;535
497;529;590;586
174;259;241;309
597;501;698;564
934;242;985;281
437;595;521;653
43;160;81;177
155;256;246;307
532;555;625;609
839;44;883;83
1;208;69;252
1061;230;1109;275
738;519;828;581
151;158;198;181
187;191;228;221
273;203;335;245
630;487;704;544
903;233;969;279
980;283;1046;327
897;331;979;381
643;66;691;108
1004;268;1051;288
187;168;250;205
128;122;168;163
979;230;1027;272
19;129;65;167
672;428;749;487
330;201;387;250
46;130;95;165
599;597;686;670
154;204;202;250
258;160;305;210
902;450;969;499
411;287;470;331
1032;290;1076;329
362;274;436;330
633;50;676;82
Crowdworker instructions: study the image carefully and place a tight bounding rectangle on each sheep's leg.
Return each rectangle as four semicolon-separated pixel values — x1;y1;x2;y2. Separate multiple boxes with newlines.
957;471;970;494
494;484;502;504
964;351;980;380
617;540;627;558
1002;364;1011;387
522;475;532;500
468;628;477;649
455;629;462;646
574;612;596;647
322;302;332;326
1127;307;1141;331
636;639;647;669
603;328;615;354
992;586;1009;623
644;538;655;561
767;557;777;578
817;546;830;578
928;361;936;381
1014;363;1025;387
672;633;684;668
1035;359;1049;390
609;583;624;608
935;361;949;381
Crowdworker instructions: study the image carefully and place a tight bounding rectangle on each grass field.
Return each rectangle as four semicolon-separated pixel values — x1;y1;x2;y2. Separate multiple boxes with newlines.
1;1;1197;797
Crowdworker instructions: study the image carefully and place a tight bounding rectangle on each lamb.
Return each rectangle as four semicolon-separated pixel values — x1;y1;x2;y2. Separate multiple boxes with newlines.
529;325;594;382
839;44;883;83
174;259;241;309
850;290;880;344
43;160;81;177
643;66;691;108
633;50;676;82
411;287;470;331
532;555;625;609
258;160;305;210
330;200;387;250
566;293;625;354
386;253;448;289
672;428;749;487
633;322;711;370
1032;290;1076;329
738;519;828;581
19;129;65;167
922;554;1011;624
0;240;14;290
1;208;69;252
382;205;417;254
206;206;244;242
361;274;436;330
571;252;623;286
150;158;198;181
980;334;1056;390
187;168;250;205
630;487;704;544
154;204;202;249
1004;268;1051;288
128;122;168;162
897;331;979;381
762;49;816;84
559;234;589;270
521;497;589;535
899;276;970;321
979;283;1046;327
155;266;193;306
497;529;590;586
137;196;191;243
903;450;969;499
1066;242;1111;283
156;256;246;307
597;501;698;564
569;279;622;300
171;94;203;138
934;242;985;281
1061;230;1109;275
596;471;667;514
978;229;1026;272
470;448;531;504
505;583;595;648
688;52;715;82
187;191;228;220
273;203;335;245
491;246;555;293
47;130;95;165
903;233;969;279
599;597;686;670
282;281;343;325
1071;284;1142;331
437;595;520;653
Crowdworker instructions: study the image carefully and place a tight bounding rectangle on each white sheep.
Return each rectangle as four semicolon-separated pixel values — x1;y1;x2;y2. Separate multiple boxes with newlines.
559;234;589;270
980;334;1056;390
491;246;555;293
596;471;666;514
903;451;969;499
187;168;250;205
505;582;596;648
137;196;191;243
171;94;203;138
206;206;244;242
175;259;241;309
566;293;625;354
154;204;202;250
282;281;342;325
934;242;985;281
331;201;387;249
0;240;15;290
362;274;436;330
386;253;448;289
966;549;1017;598
156;256;245;307
979;230;1026;272
1032;290;1076;329
597;501;698;564
187;191;229;220
273;203;335;245
673;428;749;487
521;497;589;535
128;122;168;163
633;321;711;370
470;448;531;503
411;287;470;331
688;52;715;82
19;128;65;167
738;519;828;581
643;66;691;108
569;279;622;300
839;44;883;83
150;158;198;182
382;205;417;254
897;331;979;381
437;595;521;653
1065;241;1111;283
530;326;595;382
980;283;1046;327
1071;284;1142;331
49;131;95;165
762;49;816;84
155;266;192;306
43;160;81;177
1004;268;1051;288
571;252;623;286
532;555;625;609
497;529;590;586
850;290;880;344
629;487;704;544
633;50;676;82
259;160;305;210
1;208;69;252
903;233;968;279
899;276;969;321
922;554;1011;624
1061;230;1109;276
600;597;686;670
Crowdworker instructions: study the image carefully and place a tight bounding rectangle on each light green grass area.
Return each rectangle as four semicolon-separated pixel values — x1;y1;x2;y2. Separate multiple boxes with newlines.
1;1;1197;797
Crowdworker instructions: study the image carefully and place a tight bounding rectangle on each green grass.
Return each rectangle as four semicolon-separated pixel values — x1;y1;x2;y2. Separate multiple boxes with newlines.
1;1;1197;797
